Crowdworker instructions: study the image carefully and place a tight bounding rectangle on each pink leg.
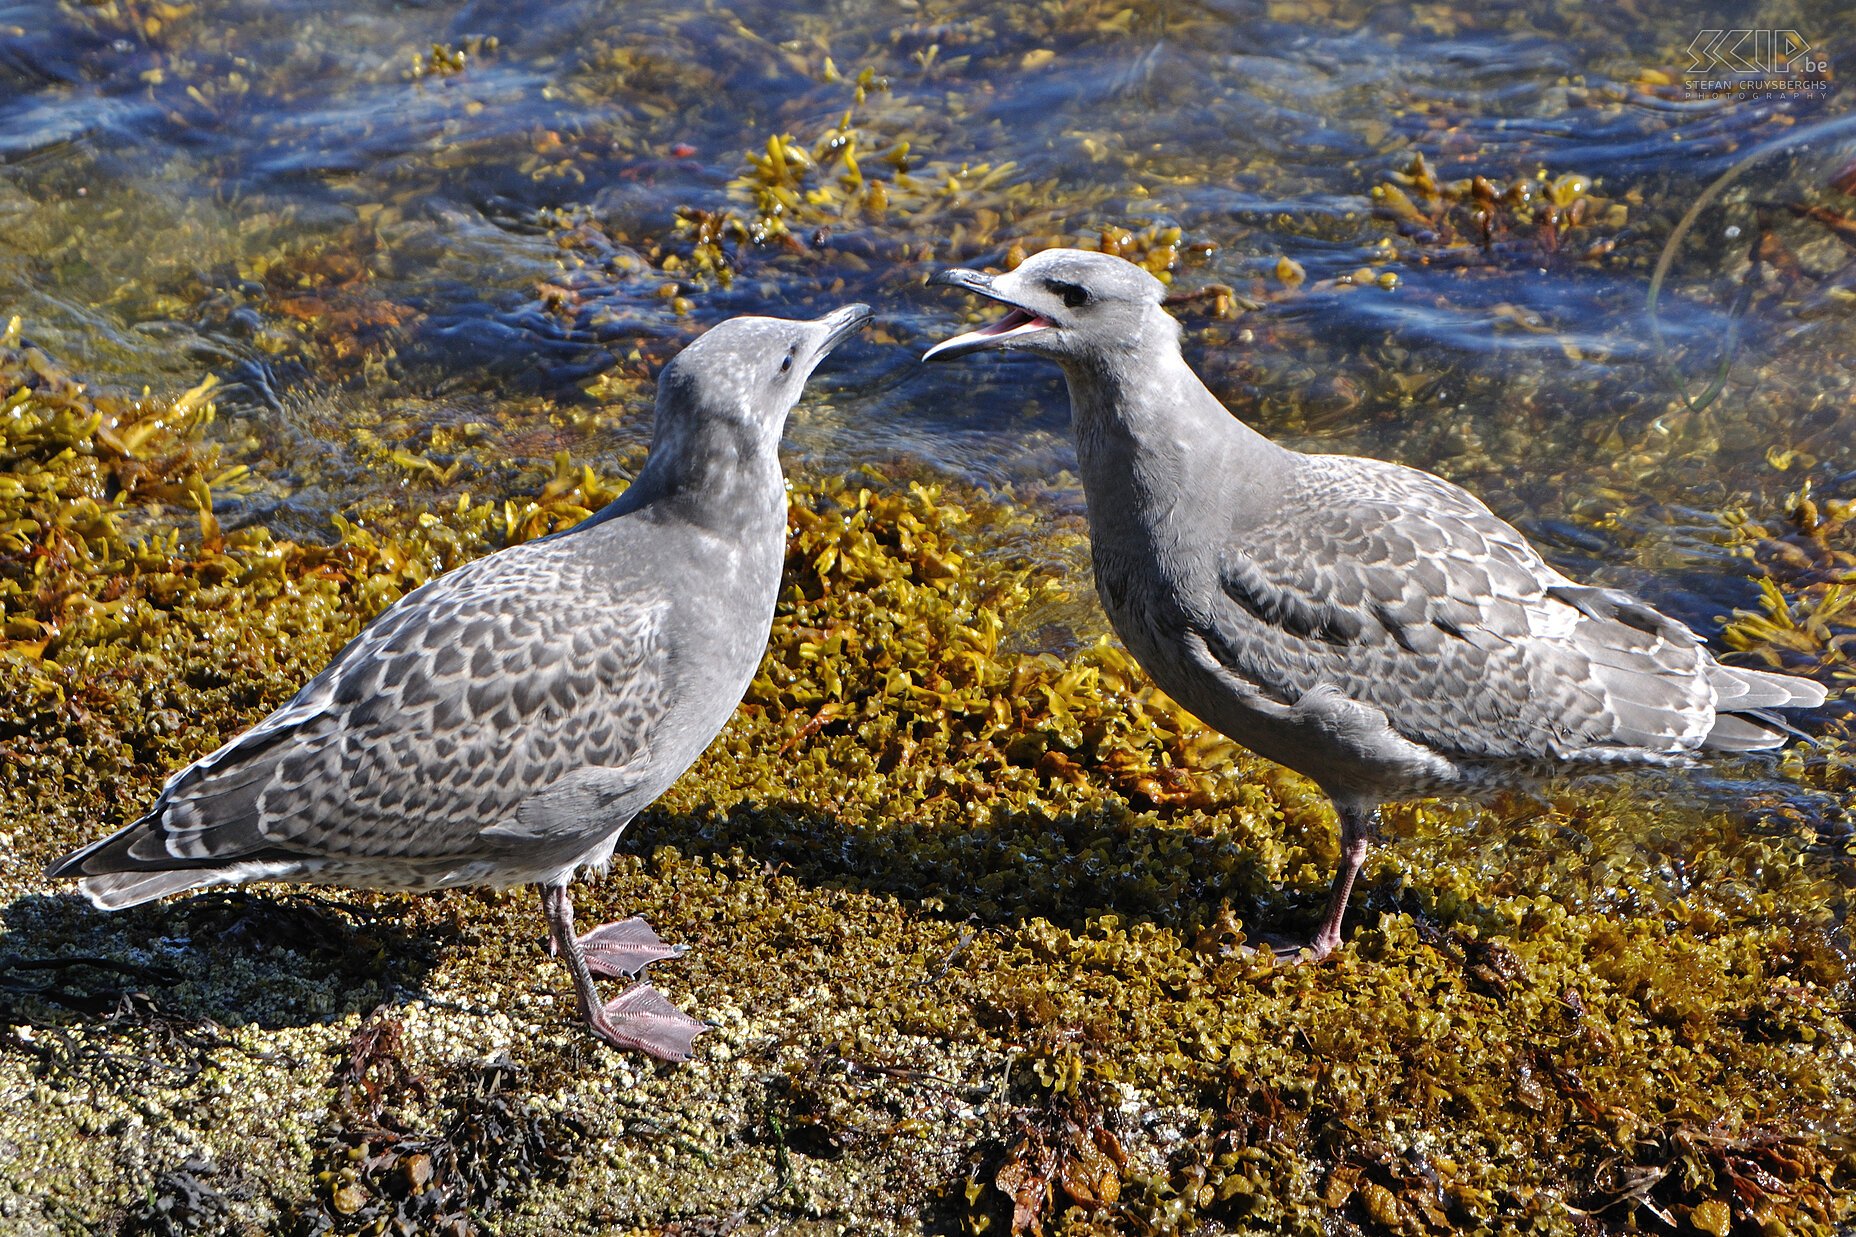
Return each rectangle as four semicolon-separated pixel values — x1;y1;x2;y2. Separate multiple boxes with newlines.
1259;802;1376;964
539;884;709;1061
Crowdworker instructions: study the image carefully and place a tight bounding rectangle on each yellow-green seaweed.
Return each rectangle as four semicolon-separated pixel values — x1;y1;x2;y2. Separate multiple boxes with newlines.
1;325;1851;1236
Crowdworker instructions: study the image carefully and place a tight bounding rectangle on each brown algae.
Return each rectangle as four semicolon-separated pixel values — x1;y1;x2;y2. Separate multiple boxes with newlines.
3;0;1856;1231
1;319;1852;1234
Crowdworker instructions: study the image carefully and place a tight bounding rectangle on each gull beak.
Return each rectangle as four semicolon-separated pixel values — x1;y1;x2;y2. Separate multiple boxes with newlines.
927;267;996;297
813;303;873;356
923;268;1056;361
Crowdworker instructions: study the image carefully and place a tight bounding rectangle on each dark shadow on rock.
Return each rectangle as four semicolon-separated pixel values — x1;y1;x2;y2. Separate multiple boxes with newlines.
629;797;1334;947
115;1153;252;1237
0;887;450;1035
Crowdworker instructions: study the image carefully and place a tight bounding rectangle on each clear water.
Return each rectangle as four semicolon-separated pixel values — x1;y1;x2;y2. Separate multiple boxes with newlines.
3;0;1852;839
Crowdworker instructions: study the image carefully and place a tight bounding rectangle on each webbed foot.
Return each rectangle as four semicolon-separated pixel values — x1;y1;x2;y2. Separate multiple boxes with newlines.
585;981;712;1061
1240;929;1342;966
574;915;688;978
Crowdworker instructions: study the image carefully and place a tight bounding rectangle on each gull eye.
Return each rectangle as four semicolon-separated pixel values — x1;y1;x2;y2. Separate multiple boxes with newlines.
1048;280;1090;309
780;351;795;374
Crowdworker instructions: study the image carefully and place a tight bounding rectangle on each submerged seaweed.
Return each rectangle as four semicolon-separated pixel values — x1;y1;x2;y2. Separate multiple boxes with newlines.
1;327;1851;1234
2;0;1855;1232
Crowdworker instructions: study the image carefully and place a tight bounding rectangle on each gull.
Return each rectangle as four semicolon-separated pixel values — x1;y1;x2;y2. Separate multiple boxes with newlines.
926;248;1824;959
49;304;872;1055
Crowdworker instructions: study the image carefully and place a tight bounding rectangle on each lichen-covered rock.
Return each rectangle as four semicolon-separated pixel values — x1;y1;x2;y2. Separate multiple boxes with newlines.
3;0;1855;1230
2;328;1851;1236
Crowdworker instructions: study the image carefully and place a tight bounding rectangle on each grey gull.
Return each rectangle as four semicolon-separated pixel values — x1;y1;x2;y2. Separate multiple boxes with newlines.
48;303;873;1057
925;247;1825;960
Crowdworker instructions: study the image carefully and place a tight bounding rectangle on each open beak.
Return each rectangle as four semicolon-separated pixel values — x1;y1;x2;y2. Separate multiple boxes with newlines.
814;303;874;356
922;268;1056;361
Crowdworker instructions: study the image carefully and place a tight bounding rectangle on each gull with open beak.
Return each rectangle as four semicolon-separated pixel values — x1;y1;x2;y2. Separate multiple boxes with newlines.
925;248;1824;961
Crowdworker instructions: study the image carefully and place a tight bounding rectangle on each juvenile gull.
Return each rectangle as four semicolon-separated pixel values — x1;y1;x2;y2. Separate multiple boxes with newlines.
926;248;1826;960
48;303;873;1057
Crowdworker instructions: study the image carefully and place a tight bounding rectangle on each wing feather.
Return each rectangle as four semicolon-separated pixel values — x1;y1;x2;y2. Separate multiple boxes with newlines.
1199;455;1732;763
50;533;673;883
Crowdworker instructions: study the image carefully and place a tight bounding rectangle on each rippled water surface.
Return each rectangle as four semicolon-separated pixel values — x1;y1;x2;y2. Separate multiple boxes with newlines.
6;6;1856;1228
4;0;1853;806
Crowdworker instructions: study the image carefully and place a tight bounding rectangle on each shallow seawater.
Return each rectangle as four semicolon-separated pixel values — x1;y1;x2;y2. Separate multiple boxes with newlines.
6;0;1851;779
2;1;1855;1228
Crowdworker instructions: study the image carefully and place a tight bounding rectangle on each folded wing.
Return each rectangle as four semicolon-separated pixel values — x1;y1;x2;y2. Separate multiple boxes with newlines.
49;537;672;905
1201;455;1823;765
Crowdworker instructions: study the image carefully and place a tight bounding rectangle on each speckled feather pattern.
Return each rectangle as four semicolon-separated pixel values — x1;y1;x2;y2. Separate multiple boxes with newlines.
1088;422;1819;803
61;504;787;900
1215;456;1718;755
147;537;675;885
989;248;1826;806
49;308;873;907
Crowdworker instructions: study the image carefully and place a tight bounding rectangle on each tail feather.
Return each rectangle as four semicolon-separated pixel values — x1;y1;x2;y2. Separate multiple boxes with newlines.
1703;709;1815;752
79;870;219;911
1709;663;1828;711
45;815;177;881
1698;663;1826;753
47;817;220;910
47;813;286;911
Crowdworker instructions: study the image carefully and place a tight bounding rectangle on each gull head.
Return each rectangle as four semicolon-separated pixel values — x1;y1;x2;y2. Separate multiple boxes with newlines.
658;303;872;444
923;248;1168;365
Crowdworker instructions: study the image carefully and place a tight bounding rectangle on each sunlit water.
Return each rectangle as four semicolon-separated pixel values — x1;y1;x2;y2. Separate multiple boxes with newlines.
3;0;1853;866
